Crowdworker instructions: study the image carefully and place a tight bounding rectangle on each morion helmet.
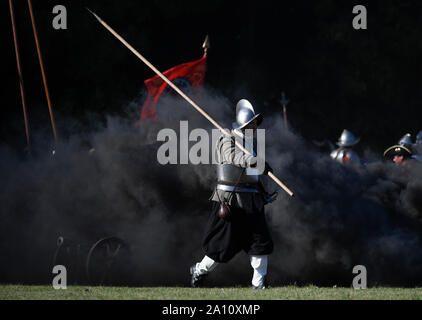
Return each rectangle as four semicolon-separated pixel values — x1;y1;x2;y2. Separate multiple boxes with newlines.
232;99;263;130
398;133;413;148
336;129;360;147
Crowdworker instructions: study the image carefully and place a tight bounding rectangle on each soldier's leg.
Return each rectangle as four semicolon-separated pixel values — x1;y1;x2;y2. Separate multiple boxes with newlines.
190;255;218;288
195;255;219;275
250;255;268;289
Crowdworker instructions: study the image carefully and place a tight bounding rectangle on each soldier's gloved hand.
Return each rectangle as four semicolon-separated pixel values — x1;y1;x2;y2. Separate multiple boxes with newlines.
263;162;273;175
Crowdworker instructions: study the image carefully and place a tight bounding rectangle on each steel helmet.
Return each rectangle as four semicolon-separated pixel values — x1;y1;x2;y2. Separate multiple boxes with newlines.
398;133;413;148
336;129;360;147
232;99;263;130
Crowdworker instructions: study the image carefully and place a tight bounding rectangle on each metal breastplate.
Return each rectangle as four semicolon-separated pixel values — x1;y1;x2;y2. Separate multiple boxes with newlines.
330;148;360;164
216;164;259;193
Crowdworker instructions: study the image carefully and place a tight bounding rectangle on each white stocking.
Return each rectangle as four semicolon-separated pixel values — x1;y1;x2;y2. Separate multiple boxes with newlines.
250;255;268;287
195;255;219;275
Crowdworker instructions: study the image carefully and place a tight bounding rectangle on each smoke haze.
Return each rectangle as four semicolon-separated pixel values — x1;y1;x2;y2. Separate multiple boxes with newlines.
1;90;422;287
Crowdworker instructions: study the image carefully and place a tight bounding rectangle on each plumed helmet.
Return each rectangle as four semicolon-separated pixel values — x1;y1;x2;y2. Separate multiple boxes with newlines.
398;133;413;148
232;99;263;130
336;129;360;147
416;131;422;144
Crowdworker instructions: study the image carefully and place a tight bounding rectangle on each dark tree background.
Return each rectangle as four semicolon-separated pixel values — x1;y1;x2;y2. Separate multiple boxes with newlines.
2;0;422;153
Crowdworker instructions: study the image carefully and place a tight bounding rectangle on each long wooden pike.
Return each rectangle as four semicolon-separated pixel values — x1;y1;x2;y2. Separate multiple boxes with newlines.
9;0;31;156
27;0;58;149
87;8;294;197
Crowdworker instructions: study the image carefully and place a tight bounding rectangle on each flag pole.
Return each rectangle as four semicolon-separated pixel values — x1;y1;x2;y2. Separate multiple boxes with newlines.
27;0;58;150
280;91;289;132
9;0;31;156
87;9;294;197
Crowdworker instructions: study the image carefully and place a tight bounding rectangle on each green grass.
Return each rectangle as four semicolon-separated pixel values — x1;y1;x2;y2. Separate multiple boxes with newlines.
1;285;422;300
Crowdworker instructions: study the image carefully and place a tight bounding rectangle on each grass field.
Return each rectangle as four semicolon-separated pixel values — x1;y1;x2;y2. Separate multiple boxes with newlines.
1;285;422;300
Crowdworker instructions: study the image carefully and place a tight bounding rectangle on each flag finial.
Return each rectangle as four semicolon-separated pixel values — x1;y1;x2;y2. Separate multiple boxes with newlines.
202;35;210;55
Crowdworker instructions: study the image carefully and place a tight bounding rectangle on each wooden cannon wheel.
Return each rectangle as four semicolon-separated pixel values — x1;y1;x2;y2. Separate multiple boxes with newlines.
85;236;130;285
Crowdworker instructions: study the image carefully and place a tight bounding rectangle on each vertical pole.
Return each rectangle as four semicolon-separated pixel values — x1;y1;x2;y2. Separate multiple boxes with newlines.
27;0;58;149
9;0;31;156
280;92;289;133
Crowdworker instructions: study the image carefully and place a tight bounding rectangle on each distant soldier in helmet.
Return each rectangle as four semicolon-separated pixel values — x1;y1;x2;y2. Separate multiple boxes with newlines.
383;133;414;165
396;133;420;161
416;131;422;145
330;129;361;164
190;99;275;290
412;131;422;161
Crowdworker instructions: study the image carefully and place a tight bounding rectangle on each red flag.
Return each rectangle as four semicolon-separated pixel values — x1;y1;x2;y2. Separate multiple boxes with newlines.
137;54;207;124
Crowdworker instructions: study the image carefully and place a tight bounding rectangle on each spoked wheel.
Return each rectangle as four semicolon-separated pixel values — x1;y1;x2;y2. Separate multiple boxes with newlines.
52;236;85;283
85;236;131;286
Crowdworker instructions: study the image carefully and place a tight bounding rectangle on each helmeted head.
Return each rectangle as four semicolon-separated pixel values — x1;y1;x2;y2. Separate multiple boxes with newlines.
232;99;263;130
416;131;422;145
336;129;360;147
398;133;413;148
383;144;413;163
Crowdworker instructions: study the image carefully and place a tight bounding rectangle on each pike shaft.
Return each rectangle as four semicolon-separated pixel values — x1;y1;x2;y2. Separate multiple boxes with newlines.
88;9;293;197
27;0;58;148
9;0;31;155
